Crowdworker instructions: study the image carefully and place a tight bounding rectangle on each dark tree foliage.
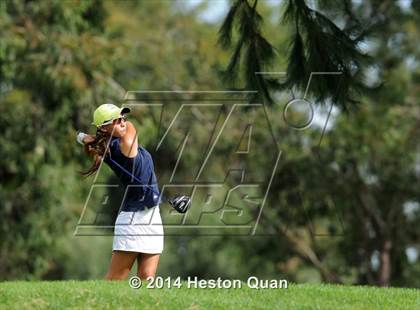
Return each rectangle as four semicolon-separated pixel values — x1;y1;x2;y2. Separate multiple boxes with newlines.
218;0;376;110
218;0;280;104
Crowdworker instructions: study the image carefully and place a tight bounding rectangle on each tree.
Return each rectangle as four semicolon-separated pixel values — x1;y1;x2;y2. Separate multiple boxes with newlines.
218;0;375;110
0;0;121;279
238;0;420;287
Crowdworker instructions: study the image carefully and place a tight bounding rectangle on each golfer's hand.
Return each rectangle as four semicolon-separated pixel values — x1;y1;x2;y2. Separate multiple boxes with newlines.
77;132;95;145
83;134;95;144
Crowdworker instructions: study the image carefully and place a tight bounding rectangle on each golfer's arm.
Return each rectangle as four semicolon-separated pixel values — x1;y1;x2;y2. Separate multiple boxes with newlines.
120;121;138;158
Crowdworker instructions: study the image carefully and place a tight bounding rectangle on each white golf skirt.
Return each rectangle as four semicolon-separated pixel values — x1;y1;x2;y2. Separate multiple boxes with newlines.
112;206;164;254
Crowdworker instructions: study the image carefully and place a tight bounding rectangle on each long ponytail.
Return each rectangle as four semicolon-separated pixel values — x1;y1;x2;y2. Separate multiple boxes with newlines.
81;130;112;177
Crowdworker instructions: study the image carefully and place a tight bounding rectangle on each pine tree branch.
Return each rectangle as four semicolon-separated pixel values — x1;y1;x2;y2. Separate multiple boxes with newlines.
280;0;373;110
218;0;278;104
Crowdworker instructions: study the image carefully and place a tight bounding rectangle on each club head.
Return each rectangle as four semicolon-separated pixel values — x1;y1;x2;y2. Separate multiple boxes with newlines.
168;195;191;213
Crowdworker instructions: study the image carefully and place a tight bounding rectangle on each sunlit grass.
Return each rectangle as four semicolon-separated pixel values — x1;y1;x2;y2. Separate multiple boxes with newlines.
1;280;419;309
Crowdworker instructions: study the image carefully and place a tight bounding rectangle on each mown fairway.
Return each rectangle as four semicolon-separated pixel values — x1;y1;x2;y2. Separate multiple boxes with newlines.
0;281;419;309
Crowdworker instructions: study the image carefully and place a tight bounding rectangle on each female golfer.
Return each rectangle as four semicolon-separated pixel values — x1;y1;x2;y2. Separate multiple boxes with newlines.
77;103;163;281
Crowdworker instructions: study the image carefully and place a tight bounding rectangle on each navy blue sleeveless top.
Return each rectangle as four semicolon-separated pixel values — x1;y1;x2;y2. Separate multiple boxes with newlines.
103;137;161;211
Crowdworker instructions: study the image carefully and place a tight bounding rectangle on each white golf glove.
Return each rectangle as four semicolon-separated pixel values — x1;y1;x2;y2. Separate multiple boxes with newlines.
76;131;88;145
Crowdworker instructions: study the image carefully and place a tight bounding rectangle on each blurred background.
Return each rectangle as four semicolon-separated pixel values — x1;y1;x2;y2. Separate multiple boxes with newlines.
0;0;419;288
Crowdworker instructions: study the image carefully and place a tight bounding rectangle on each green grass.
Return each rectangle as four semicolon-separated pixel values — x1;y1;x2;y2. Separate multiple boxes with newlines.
0;280;418;310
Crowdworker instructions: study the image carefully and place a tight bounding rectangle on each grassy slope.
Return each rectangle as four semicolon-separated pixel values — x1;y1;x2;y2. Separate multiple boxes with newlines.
0;281;419;310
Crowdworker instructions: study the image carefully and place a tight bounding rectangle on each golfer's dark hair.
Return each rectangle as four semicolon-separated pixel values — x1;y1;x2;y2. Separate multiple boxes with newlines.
81;129;111;177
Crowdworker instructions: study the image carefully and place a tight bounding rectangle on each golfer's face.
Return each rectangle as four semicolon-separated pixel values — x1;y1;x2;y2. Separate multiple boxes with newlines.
102;116;127;137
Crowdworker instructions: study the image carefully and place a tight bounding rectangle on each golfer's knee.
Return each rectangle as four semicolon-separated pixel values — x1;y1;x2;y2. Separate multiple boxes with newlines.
105;269;129;280
137;269;156;280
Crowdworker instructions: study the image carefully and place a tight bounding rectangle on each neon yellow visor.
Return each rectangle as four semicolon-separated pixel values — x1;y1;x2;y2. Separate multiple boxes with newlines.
92;103;130;127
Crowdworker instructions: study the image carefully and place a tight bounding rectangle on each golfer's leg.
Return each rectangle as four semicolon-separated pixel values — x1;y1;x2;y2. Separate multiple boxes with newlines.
105;250;138;280
137;253;160;280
